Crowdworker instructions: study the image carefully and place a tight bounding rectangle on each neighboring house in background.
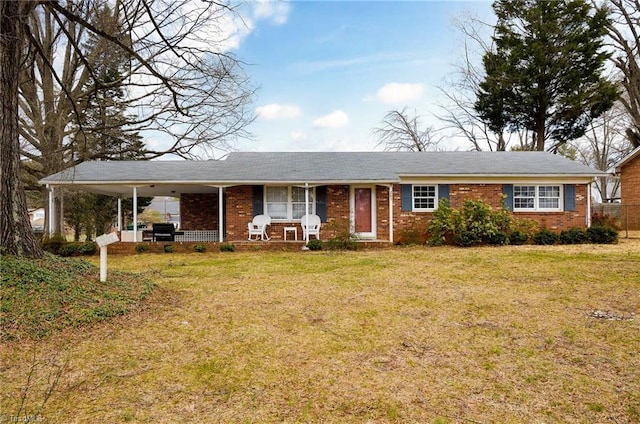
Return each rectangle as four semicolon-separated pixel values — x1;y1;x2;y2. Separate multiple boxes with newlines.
40;151;604;243
612;146;640;230
29;208;45;232
146;196;181;228
614;145;640;204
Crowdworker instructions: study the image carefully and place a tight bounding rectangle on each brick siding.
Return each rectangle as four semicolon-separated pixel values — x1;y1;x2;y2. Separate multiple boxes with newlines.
620;153;640;204
178;182;590;243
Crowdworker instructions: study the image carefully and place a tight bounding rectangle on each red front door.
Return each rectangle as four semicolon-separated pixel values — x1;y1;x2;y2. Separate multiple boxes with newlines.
354;188;372;233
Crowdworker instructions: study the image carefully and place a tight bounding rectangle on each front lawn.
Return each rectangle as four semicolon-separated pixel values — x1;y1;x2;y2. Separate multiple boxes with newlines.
2;241;639;423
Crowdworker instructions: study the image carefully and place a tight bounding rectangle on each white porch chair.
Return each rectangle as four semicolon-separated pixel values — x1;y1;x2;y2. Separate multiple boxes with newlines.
300;214;321;240
248;214;271;241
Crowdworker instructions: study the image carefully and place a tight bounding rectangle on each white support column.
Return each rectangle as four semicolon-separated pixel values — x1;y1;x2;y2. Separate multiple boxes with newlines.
586;183;592;228
218;187;224;242
59;190;64;235
132;187;138;242
305;182;310;243
117;197;122;232
388;184;394;244
48;186;55;235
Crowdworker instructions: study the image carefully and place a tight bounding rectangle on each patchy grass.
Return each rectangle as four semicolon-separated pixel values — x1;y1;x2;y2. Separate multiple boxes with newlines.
1;254;156;341
1;241;639;423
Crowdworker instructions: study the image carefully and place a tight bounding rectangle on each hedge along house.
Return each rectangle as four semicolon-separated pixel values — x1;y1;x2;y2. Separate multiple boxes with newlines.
40;151;604;244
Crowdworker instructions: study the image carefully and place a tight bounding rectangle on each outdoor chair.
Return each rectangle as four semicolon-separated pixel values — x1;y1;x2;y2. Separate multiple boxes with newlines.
300;214;321;240
248;214;271;241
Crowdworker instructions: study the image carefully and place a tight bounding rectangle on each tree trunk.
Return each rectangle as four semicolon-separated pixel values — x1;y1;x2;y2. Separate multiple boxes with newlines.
1;1;43;257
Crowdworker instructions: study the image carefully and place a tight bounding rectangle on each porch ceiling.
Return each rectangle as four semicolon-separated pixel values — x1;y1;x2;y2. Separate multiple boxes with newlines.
55;183;219;198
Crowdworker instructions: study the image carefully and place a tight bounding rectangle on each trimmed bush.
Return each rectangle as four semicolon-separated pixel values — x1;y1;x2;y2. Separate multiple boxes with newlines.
79;242;97;255
587;225;618;244
59;243;80;257
193;244;207;253
533;228;559;245
487;231;508;246
219;243;235;252
306;239;324;251
135;243;149;253
508;230;530;245
41;233;66;254
163;244;175;253
560;228;587;244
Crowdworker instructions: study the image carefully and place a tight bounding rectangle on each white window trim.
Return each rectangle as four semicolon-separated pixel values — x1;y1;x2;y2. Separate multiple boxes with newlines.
513;185;563;212
264;186;316;222
412;184;439;212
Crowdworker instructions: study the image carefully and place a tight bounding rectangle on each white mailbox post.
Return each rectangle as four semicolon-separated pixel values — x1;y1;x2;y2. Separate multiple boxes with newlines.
96;232;119;282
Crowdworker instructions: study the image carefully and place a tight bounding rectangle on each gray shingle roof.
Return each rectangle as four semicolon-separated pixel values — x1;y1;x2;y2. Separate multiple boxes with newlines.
41;151;604;186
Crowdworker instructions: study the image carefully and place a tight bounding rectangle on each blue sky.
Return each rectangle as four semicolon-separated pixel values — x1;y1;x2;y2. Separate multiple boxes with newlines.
231;0;494;153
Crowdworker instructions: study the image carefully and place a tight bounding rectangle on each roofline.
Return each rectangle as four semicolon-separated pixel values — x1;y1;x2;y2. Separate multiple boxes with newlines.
613;145;640;173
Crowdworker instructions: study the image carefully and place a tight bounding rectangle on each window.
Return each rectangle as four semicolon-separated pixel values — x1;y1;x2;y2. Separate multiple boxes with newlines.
413;185;437;211
513;185;562;211
265;186;314;220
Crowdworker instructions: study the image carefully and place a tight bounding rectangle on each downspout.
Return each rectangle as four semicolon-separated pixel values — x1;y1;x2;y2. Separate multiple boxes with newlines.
587;183;591;228
218;187;224;242
388;184;394;244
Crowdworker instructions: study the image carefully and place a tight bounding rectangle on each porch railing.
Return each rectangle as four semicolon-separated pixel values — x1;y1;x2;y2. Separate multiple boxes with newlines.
175;230;219;242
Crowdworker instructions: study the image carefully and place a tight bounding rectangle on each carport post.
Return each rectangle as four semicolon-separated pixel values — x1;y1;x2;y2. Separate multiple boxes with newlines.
47;185;55;236
117;197;122;232
132;187;138;242
218;187;224;242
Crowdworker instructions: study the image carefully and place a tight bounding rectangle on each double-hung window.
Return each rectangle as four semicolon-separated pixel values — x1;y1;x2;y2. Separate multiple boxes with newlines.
513;185;562;211
413;185;437;211
265;186;314;220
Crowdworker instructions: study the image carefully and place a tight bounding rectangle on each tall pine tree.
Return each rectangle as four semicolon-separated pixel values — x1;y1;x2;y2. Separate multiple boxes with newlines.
475;0;619;152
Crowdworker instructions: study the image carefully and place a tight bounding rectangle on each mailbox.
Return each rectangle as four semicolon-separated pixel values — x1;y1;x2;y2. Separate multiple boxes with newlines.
96;232;119;282
96;232;119;247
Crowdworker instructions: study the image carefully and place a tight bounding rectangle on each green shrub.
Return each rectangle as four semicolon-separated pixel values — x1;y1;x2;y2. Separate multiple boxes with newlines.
509;230;530;245
41;233;66;254
193;244;207;253
560;228;588;244
533;228;559;245
163;244;175;253
219;243;235;252
587;225;618;244
306;239;324;251
59;243;80;257
79;242;97;255
135;243;149;253
427;198;515;247
487;231;508;246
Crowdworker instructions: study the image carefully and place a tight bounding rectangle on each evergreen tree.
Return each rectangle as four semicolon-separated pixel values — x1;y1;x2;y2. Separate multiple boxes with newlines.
475;0;619;152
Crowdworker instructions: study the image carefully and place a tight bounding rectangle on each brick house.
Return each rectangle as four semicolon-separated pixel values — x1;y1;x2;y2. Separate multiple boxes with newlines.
613;146;640;230
614;146;640;204
40;151;603;243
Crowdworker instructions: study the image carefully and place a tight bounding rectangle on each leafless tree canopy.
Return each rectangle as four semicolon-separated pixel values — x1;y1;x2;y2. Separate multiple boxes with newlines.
373;108;443;152
603;0;640;148
2;0;255;256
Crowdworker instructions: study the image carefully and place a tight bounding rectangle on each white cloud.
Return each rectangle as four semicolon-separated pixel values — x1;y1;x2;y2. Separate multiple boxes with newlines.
312;110;349;129
256;103;301;120
375;82;425;104
254;0;290;25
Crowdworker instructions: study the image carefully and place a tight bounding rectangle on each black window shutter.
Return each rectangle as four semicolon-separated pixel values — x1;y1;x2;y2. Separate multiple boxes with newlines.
502;184;514;211
252;186;264;215
315;186;327;222
401;184;413;211
564;184;576;211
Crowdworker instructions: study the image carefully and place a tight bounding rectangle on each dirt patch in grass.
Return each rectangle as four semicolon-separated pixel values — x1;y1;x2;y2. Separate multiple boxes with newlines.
1;241;639;423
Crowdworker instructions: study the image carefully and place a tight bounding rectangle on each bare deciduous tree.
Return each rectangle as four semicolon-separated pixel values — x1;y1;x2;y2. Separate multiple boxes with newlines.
2;0;255;257
373;108;443;152
603;0;640;148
